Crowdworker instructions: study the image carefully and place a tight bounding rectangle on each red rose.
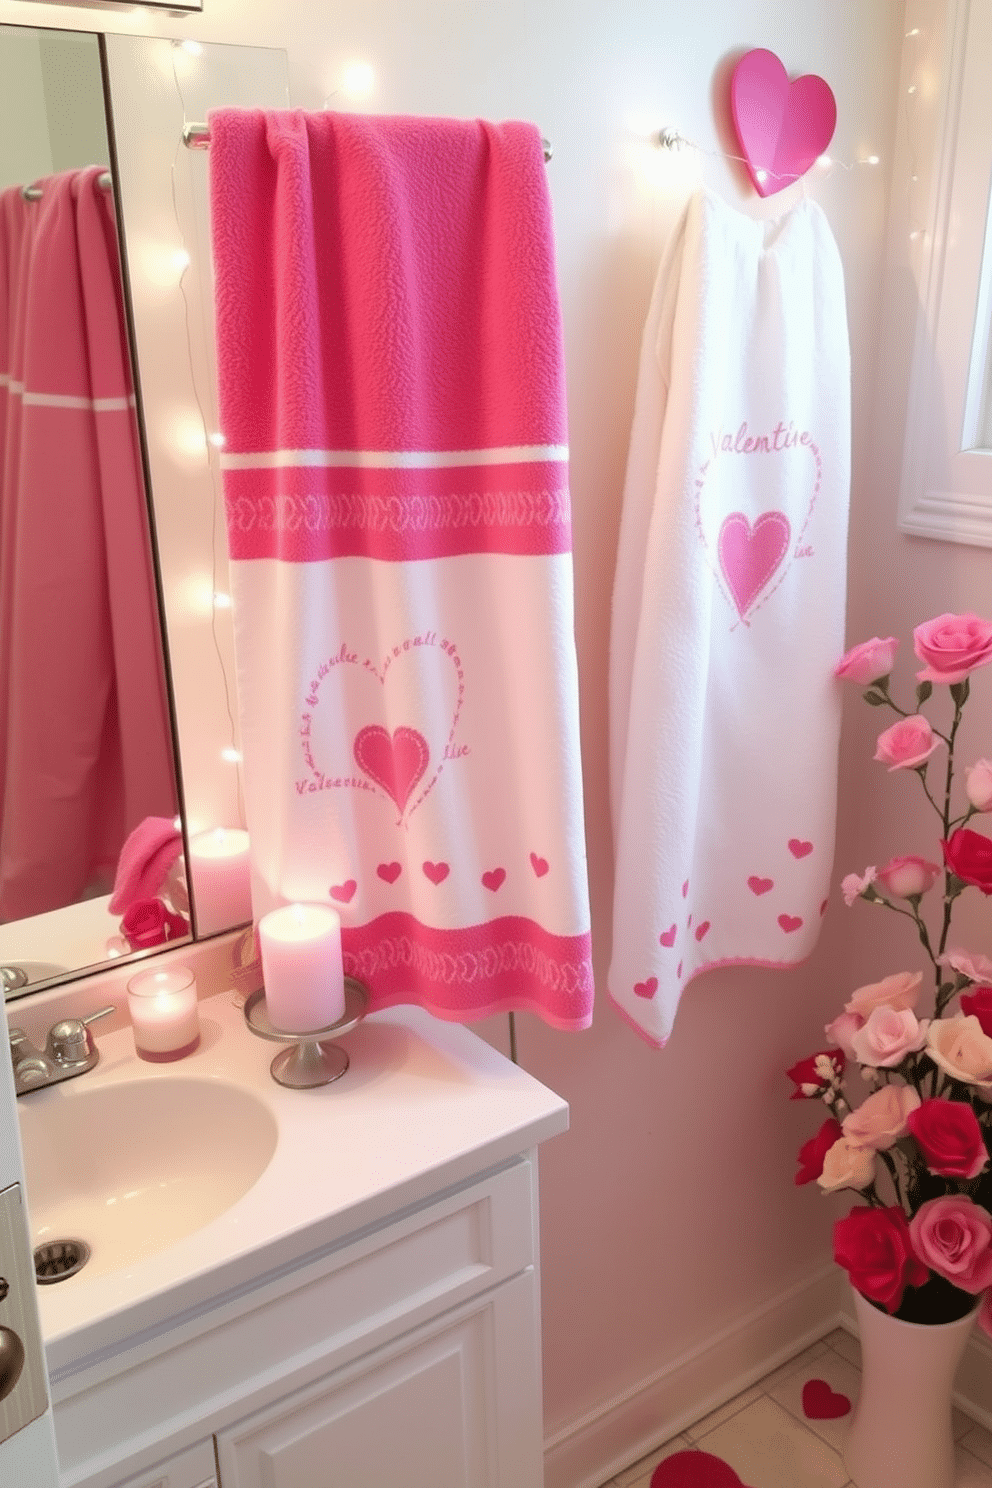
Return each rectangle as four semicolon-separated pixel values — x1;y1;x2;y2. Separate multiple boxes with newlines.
833;1205;929;1313
961;987;992;1037
121;897;189;950
907;1098;989;1179
942;828;992;895
795;1118;843;1185
786;1049;845;1100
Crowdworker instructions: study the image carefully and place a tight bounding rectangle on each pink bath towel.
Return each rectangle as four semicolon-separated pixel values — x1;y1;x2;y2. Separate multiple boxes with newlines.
108;815;184;914
0;169;178;920
209;109;592;1028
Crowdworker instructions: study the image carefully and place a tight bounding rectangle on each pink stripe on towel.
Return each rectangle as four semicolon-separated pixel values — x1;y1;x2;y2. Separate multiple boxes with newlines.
209;109;566;458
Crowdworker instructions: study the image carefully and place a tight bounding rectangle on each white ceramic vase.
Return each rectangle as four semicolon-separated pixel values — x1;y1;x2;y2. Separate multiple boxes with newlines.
843;1286;979;1488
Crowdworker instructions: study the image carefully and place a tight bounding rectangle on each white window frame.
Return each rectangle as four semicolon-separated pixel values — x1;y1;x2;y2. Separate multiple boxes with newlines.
898;0;992;545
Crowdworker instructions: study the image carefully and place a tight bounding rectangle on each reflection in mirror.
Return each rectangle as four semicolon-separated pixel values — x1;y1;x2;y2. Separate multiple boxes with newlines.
0;25;188;998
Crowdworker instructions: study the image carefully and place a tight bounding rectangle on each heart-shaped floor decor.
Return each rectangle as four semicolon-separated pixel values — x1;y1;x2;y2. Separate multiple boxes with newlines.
650;1449;754;1487
731;48;837;197
801;1377;850;1419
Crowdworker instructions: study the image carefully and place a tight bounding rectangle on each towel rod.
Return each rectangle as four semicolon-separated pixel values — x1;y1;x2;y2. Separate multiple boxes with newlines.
183;120;554;161
21;170;113;202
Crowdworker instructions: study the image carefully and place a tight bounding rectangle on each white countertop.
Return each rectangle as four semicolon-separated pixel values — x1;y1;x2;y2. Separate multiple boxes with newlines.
18;989;568;1380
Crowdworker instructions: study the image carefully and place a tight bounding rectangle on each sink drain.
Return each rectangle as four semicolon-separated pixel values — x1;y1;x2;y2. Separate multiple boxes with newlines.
33;1240;90;1284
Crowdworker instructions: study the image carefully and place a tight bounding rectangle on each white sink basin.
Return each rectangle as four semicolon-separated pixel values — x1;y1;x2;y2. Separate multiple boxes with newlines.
18;1076;278;1278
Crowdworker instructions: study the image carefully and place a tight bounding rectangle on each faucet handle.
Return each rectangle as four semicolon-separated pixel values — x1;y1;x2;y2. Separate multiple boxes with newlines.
47;1006;116;1065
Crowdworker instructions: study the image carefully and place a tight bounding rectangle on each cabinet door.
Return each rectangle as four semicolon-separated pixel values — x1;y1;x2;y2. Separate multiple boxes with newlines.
108;1438;217;1488
217;1272;543;1488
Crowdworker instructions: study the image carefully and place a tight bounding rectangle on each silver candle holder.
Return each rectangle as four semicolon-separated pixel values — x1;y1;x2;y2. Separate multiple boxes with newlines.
243;977;369;1088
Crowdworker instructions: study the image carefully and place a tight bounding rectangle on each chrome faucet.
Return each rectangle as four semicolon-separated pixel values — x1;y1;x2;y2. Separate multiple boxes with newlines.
8;1006;116;1097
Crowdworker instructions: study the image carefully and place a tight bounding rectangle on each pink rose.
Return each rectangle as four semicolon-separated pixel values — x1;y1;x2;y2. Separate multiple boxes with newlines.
875;856;941;899
906;1099;989;1178
961;987;992;1038
816;1136;877;1194
966;760;992;812
874;716;943;771
841;867;877;906
842;1084;921;1150
825;1010;865;1059
834;1205;929;1313
914;612;992;685
849;1005;928;1067
835;636;899;684
926;1016;992;1096
940;948;992;984
845;970;922;1018
909;1195;992;1292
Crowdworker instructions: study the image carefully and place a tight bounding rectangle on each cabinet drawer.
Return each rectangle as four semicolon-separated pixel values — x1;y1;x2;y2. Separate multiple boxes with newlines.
111;1440;217;1488
53;1158;535;1486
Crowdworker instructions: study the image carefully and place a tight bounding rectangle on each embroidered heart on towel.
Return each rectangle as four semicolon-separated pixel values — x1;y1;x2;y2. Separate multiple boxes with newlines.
329;879;357;903
634;976;658;999
482;868;506;892
747;875;774;895
530;852;550;877
778;913;803;933
422;860;450;885
801;1378;851;1420
717;511;791;620
730;48;837;198
659;924;678;947
354;725;429;814
650;1449;754;1487
377;862;402;884
788;837;814;858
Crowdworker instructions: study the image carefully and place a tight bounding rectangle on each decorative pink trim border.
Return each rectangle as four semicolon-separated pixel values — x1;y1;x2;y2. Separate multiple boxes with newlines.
342;912;593;1029
223;459;573;561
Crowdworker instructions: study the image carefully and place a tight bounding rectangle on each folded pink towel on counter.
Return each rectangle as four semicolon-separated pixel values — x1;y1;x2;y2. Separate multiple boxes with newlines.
109;815;183;914
208;109;593;1029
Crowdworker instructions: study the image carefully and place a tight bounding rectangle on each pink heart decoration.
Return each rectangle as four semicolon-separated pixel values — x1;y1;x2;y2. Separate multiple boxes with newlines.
747;875;774;896
778;913;803;933
634;976;658;999
820;898;829;916
788;838;814;859
422;860;450;885
659;924;678;948
682;879;689;898
695;920;711;942
801;1379;851;1420
718;511;791;620
650;1449;753;1487
353;724;429;814
530;852;550;877
330;879;357;904
377;862;402;884
730;48;837;197
482;867;506;892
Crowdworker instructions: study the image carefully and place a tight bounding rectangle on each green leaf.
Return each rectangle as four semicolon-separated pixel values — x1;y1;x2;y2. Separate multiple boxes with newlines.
862;690;888;706
950;678;971;707
916;680;933;705
869;673;892;689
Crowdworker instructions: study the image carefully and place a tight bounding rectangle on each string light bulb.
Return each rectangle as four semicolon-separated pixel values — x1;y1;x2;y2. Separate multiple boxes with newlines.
222;747;243;764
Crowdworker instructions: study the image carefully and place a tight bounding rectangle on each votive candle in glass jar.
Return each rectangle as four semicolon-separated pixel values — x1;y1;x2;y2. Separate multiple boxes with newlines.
126;965;200;1061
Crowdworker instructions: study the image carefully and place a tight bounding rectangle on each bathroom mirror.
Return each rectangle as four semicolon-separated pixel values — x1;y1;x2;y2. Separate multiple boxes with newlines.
0;23;187;998
0;27;289;1000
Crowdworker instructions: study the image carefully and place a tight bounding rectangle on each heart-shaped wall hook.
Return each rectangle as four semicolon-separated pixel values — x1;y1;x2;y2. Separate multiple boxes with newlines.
730;48;836;197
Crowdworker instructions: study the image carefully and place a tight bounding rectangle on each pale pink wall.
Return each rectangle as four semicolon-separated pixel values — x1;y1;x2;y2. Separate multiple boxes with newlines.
0;0;913;1471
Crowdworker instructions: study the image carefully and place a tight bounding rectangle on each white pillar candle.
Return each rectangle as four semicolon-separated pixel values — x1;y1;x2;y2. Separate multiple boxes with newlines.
126;965;200;1060
258;903;345;1034
188;827;252;937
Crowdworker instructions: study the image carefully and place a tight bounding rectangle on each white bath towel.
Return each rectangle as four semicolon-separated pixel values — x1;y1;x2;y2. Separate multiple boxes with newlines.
609;190;850;1047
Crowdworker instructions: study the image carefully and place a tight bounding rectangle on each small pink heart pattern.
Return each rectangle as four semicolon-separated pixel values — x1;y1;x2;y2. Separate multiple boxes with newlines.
634;976;658;1000
329;879;357;903
788;837;814;859
422;860;450;885
482;868;506;892
659;924;677;948
778;913;803;933
747;875;774;896
376;862;402;884
529;852;550;877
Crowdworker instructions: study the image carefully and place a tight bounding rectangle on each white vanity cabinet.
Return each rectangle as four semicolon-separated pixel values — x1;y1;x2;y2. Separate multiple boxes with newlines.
33;1001;567;1488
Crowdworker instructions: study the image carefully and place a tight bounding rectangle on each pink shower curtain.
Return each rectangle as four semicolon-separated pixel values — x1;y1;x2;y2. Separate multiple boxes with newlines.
0;167;178;922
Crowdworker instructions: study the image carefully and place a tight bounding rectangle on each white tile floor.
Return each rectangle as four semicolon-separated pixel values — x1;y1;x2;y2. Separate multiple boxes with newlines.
598;1329;992;1488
